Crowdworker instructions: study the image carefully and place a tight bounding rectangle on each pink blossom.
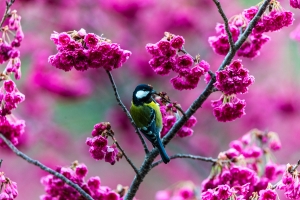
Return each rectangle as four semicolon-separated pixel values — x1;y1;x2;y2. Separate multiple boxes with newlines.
211;95;246;122
214;60;254;95
291;0;300;8
49;29;131;72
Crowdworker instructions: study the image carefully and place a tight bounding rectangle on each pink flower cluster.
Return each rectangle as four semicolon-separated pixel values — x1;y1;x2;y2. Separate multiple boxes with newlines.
211;95;246;122
49;29;132;72
201;129;284;199
291;0;300;9
40;161;122;200
214;60;254;95
209;1;294;58
0;79;25;146
276;164;300;199
146;33;210;90
0;116;25;147
211;60;254;122
243;5;294;34
156;129;286;200
0;80;25;116
86;122;120;165
155;96;197;138
0;172;18;200
1;10;24;79
209;21;270;58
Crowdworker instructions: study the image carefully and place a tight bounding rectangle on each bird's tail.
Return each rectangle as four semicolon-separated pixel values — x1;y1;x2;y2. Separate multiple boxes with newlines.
156;138;170;164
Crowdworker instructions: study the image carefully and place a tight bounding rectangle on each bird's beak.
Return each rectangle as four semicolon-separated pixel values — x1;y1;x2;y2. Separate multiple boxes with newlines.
151;89;157;95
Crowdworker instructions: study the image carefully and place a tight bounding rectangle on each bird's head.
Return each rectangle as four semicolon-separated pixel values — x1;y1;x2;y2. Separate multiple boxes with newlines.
132;84;156;106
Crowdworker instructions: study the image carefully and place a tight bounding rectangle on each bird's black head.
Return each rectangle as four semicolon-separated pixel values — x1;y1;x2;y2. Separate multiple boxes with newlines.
132;84;156;106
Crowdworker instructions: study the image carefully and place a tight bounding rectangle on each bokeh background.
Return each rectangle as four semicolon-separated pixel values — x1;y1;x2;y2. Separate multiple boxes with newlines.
1;0;300;199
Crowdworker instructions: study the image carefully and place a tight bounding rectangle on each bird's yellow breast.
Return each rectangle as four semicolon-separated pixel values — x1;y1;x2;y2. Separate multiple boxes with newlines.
130;101;162;129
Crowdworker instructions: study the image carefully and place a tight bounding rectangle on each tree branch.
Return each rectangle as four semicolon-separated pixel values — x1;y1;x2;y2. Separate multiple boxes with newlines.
212;0;235;50
124;1;271;199
151;154;217;169
106;70;149;154
107;131;140;175
0;0;14;29
0;134;93;200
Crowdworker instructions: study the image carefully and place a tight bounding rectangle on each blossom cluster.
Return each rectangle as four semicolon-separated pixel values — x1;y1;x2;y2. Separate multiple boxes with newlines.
155;94;197;138
0;79;25;146
209;1;293;58
276;163;300;199
201;129;284;199
0;172;18;200
86;122;121;165
1;10;24;80
146;32;210;90
49;29;132;72
40;161;124;200
291;0;300;9
154;129;286;199
211;60;254;122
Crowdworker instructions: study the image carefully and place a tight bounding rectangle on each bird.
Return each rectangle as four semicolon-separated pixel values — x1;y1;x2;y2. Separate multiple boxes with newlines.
130;84;170;164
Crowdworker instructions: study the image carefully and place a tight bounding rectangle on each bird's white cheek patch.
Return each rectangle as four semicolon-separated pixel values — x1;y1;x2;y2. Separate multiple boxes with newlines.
136;91;149;99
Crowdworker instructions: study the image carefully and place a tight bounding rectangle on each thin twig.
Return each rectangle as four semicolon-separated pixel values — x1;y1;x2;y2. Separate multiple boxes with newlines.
178;48;197;62
107;131;140;175
151;154;217;169
0;159;2;168
106;70;149;154
0;0;15;28
212;0;235;50
289;160;300;173
0;134;93;200
124;1;272;199
157;94;187;118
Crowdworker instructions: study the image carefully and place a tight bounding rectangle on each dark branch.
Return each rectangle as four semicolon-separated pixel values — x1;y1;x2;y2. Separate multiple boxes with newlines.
0;159;2;168
178;48;196;62
0;134;93;200
0;0;15;28
124;1;272;199
107;131;140;175
212;0;235;50
151;154;217;169
106;70;149;154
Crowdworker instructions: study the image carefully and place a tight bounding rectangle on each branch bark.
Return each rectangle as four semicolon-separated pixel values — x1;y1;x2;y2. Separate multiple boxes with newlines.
212;0;235;50
151;154;217;169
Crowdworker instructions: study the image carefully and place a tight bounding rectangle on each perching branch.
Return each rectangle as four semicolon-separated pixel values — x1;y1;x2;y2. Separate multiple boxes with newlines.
151;154;217;169
106;70;149;154
124;1;271;199
107;131;140;175
0;134;93;200
212;0;235;50
0;0;15;29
